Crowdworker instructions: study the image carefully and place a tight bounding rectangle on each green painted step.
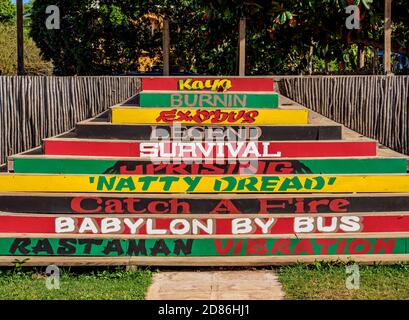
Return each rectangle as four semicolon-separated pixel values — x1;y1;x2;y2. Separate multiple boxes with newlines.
10;157;408;175
2;237;405;257
139;91;279;108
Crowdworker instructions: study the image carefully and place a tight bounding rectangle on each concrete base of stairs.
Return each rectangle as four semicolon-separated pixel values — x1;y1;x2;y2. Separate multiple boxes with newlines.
146;270;285;300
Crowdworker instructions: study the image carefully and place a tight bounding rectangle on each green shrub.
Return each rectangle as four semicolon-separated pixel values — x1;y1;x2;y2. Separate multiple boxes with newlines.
0;23;53;75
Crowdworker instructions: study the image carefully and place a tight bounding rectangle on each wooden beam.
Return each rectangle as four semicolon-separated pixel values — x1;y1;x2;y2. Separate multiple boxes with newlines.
16;0;25;75
162;18;170;76
239;18;246;76
384;0;392;74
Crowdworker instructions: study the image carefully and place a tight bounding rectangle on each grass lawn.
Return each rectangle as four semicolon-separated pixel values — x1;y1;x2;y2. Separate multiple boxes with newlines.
0;267;153;300
278;262;409;300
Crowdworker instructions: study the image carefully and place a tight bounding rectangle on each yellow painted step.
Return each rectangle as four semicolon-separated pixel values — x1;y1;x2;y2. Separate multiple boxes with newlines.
1;174;409;193
110;107;309;125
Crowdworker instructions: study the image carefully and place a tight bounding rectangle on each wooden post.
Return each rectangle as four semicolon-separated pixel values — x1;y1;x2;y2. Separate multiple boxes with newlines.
371;48;377;74
239;18;246;76
358;45;365;70
16;0;25;75
384;0;392;74
162;18;170;76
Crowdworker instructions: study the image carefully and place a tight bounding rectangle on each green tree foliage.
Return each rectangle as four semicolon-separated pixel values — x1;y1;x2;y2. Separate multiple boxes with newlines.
29;0;409;75
0;23;53;75
0;0;53;75
30;0;200;75
0;0;15;22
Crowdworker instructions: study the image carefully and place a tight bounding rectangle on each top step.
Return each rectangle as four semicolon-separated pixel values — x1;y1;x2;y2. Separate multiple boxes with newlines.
141;77;275;92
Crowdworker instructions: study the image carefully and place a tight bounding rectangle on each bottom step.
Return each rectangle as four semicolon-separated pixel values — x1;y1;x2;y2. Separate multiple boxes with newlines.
0;237;406;266
1;255;409;266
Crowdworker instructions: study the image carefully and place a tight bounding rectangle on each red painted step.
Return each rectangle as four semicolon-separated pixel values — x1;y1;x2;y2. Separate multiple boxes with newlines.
0;213;409;236
43;139;377;158
141;77;275;92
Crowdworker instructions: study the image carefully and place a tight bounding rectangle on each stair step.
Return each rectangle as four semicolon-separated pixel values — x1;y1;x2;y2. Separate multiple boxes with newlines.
75;121;341;141
1;255;409;267
110;106;308;125
42;139;377;158
9;156;408;175
0;237;405;260
141;77;275;92
139;91;279;108
1;174;409;193
1;192;409;214
2;212;409;236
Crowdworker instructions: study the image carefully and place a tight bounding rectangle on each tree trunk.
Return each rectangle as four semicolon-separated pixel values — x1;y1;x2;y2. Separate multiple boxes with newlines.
238;18;246;76
371;48;377;74
162;18;170;76
384;0;392;74
308;45;314;75
358;44;365;70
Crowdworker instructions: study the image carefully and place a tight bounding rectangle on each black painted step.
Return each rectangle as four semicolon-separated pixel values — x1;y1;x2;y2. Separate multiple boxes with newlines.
1;193;409;214
75;120;342;141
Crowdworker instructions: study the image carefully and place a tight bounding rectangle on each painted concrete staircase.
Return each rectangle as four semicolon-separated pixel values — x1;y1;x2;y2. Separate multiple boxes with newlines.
1;76;409;266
